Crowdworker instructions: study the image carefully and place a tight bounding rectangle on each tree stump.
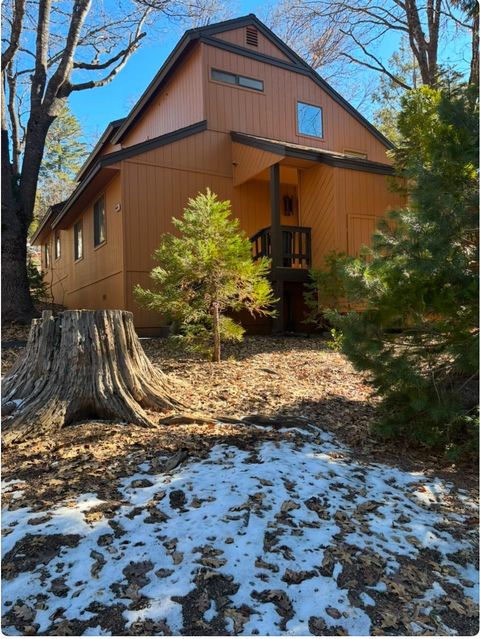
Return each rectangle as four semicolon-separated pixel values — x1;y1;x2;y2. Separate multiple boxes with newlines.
2;310;181;444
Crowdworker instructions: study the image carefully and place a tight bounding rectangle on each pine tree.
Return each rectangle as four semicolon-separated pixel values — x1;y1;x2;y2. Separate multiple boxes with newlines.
135;190;276;362
310;83;479;456
32;105;89;227
372;38;420;144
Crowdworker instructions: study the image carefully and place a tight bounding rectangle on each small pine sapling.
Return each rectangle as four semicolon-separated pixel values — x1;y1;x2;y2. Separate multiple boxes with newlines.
135;189;276;362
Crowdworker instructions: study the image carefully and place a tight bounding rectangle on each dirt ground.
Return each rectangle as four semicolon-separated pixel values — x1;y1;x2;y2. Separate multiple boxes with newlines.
1;331;478;636
1;332;477;497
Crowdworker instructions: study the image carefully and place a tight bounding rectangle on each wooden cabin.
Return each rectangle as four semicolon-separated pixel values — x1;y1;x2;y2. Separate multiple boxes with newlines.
32;14;404;335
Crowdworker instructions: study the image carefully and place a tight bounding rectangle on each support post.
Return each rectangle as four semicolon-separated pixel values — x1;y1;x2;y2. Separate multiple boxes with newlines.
270;163;284;333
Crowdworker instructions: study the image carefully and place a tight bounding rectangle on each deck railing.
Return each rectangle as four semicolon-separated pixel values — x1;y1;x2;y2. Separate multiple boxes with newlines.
250;225;312;269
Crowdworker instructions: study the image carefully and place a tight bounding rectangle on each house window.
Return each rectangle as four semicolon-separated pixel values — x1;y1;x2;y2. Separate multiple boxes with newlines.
44;243;50;269
211;68;264;92
93;195;106;247
344;149;368;159
297;101;323;138
54;230;61;260
74;221;83;261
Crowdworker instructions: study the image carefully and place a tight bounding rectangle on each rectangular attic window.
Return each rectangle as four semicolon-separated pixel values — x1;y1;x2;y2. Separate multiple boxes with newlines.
344;149;368;159
211;68;263;92
246;26;258;47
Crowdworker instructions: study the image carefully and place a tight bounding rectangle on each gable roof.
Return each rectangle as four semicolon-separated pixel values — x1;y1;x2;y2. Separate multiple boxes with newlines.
30;201;68;244
112;14;393;150
76;118;124;183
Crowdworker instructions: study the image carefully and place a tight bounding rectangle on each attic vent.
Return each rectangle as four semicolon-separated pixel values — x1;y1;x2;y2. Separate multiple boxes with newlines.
246;26;258;47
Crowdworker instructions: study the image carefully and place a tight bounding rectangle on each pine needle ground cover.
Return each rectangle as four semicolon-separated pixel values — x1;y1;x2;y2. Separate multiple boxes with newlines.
1;336;478;635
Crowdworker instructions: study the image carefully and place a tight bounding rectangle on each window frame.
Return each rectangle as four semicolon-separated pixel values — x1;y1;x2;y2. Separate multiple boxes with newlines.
343;149;368;160
210;68;264;93
74;220;84;262
296;100;324;140
93;194;106;248
44;242;50;269
54;230;61;260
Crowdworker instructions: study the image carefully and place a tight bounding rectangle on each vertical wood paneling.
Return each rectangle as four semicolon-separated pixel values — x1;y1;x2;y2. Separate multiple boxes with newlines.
204;46;390;163
298;164;336;268
122;45;205;148
299;165;405;268
214;28;292;62
347;215;377;256
41;173;125;309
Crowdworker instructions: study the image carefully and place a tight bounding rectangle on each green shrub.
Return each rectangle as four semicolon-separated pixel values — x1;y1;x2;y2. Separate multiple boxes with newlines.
307;83;479;457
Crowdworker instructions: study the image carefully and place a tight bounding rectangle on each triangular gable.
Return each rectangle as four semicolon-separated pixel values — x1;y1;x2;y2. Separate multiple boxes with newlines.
198;14;304;67
213;28;292;63
112;13;393;151
200;15;393;150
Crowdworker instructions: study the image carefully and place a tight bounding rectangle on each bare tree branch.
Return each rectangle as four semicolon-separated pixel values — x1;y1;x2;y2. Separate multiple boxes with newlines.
341;27;413;89
73;33;146;70
1;0;26;71
30;0;52;109
67;32;147;93
43;0;92;109
6;64;21;175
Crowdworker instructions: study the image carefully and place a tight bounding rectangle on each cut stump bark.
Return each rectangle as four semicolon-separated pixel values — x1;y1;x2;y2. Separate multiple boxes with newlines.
2;309;181;445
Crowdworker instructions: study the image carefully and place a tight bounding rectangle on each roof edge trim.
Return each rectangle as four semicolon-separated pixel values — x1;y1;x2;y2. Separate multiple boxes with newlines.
52;120;208;229
76;118;125;182
231;131;395;175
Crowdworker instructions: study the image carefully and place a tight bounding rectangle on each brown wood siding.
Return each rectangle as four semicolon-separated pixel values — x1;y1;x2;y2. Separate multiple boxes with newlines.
232;179;299;237
347;215;377;256
122;45;205;148
101;141;122;156
299;165;404;268
121;130;302;328
214;28;292;62
232;141;284;185
298;164;336;268
204;45;390;164
41;174;125;309
122;130;233;328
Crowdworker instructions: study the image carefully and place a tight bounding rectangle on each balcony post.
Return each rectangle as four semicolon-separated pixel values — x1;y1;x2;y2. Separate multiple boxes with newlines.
270;163;284;333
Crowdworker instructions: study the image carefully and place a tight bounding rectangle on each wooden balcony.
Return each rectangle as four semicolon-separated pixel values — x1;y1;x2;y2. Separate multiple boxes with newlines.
251;225;312;269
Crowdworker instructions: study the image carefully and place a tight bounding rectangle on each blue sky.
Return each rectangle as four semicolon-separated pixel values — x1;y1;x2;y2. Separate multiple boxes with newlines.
68;0;470;146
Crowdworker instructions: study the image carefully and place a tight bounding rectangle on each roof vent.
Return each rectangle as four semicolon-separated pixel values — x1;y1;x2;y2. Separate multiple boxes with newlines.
246;26;258;47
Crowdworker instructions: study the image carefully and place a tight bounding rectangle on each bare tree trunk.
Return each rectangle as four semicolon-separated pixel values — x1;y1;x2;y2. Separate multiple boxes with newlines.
1;105;53;323
470;8;479;88
1;98;35;322
1;215;35;323
2;310;182;445
212;302;221;363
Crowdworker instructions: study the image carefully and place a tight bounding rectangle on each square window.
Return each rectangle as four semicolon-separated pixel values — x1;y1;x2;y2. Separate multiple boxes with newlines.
94;196;106;247
74;221;83;261
297;101;323;138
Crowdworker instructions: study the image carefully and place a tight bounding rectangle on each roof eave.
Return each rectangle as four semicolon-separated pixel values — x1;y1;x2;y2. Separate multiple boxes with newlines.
75;118;125;182
231;131;395;175
53;120;208;229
